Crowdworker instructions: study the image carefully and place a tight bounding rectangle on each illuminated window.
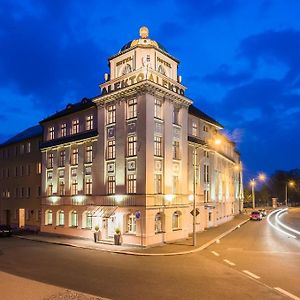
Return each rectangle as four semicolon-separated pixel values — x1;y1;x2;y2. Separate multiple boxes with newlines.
106;104;116;124
107;140;115;160
59;150;66;167
154;174;162;194
71;148;79;165
128;135;137;157
61;123;67;137
70;210;78;227
154;98;162;119
72;119;79;134
48;126;55;140
155;213;163;234
173;141;180;159
71;180;78;195
85;178;92;195
85;212;93;229
127;98;137;119
36;162;42;174
86;115;94;130
57;210;64;226
85;145;93;163
127;174;136;194
172;211;181;230
45;210;52;225
59;181;65;196
154;136;162;157
107;176;115;194
26;142;31;153
48;153;54;168
192;121;198;136
127;213;136;233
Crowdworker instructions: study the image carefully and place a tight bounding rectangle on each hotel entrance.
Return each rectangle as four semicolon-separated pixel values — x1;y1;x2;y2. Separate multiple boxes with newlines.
103;216;117;240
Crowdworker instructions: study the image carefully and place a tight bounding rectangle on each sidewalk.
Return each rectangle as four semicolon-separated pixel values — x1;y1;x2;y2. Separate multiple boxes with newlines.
15;214;249;256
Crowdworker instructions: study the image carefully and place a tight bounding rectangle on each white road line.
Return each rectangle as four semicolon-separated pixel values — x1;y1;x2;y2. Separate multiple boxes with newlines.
274;287;300;300
223;259;235;266
243;270;260;279
211;251;220;257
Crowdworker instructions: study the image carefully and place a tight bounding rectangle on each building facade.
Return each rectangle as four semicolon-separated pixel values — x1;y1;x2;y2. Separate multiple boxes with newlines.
39;27;243;246
0;126;43;230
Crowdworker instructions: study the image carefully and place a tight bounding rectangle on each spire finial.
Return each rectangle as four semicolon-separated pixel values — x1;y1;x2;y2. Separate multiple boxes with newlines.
139;26;149;39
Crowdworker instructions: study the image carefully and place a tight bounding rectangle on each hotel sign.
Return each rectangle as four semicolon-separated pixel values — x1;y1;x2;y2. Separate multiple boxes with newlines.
101;72;185;96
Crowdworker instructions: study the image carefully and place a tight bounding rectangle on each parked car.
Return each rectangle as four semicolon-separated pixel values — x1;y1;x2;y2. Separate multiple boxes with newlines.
0;225;12;237
250;211;263;221
258;209;267;217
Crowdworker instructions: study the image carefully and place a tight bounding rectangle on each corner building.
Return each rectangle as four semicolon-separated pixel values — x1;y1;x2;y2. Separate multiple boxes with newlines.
40;27;243;246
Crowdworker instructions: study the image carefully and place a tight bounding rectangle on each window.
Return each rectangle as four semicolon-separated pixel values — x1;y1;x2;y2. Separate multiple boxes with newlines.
106;104;116;124
48;153;54;168
59;181;65;196
107;140;115;160
154;136;162;157
85;178;92;195
154;98;162;119
204;190;209;202
47;183;53;196
27;187;31;198
48;126;55;140
86;115;94;130
127;98;137;119
85;145;93;163
173;176;179;194
59;150;66;167
107;176;115;194
155;213;163;233
158;65;166;75
127;214;136;233
59;169;65;178
26;142;31;153
47;171;53;180
20;144;25;154
127;174;136;194
85;212;93;229
71;180;78;195
172;211;181;230
57;210;64;226
36;162;42;174
203;125;209;132
173;107;179;125
72;119;79;134
192;121;198;136
45;210;53;225
61;123;67;137
154;174;162;194
70;211;78;227
26;164;31;176
128;136;137;157
173;141;180;159
204;164;209;183
71;148;79;165
71;168;77;177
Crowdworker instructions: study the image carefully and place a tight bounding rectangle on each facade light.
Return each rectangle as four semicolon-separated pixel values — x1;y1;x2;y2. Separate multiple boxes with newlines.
165;194;174;202
115;195;124;203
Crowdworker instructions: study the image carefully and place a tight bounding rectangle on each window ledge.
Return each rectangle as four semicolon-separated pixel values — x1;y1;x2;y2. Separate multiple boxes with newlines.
172;228;182;231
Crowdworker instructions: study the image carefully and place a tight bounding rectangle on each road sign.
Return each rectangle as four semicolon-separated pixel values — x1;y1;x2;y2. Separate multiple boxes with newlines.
135;211;141;219
190;208;200;217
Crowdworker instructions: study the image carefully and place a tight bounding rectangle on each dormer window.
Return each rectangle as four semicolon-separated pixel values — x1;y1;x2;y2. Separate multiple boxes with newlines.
48;126;55;140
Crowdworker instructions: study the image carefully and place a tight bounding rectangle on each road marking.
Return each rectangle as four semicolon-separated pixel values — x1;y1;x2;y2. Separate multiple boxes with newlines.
223;259;235;266
211;251;220;257
242;270;260;279
274;287;300;300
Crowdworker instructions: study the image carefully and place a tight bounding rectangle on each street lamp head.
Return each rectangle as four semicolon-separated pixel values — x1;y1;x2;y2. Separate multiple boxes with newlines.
214;138;221;146
250;179;256;187
288;180;295;187
258;173;266;182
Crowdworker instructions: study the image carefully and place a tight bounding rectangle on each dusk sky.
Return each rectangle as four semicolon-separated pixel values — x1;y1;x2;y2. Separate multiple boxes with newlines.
1;0;300;182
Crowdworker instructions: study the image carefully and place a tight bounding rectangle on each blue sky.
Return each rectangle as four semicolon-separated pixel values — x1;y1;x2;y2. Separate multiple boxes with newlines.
1;0;300;181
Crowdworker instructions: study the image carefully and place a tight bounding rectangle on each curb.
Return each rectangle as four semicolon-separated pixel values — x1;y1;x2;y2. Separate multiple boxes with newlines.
15;218;249;256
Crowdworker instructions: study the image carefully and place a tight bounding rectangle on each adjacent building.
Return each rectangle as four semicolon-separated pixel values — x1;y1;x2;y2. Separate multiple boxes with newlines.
0;125;43;230
38;27;243;246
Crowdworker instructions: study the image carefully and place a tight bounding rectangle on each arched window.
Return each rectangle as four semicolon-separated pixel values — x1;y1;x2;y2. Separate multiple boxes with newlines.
45;210;52;225
57;210;64;226
157;65;166;76
172;211;181;230
121;64;132;76
154;213;163;233
70;210;78;227
127;213;136;233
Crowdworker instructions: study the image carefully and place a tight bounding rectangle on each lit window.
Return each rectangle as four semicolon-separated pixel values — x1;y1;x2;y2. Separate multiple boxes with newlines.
107;176;115;194
106;104;116;124
59;150;66;167
85;145;93;163
154;174;162;194
71;148;79;165
85;212;93;229
36;162;42;174
45;210;52;225
154;98;162;119
173;141;180;159
47;171;53;179
127;98;137;119
70;211;78;227
86;115;94;130
107;140;115;160
27;142;31;153
154;136;162;157
85;178;92;195
128;136;137;157
155;213;163;233
59;181;65;196
72;119;79;134
48;153;54;168
61;123;67;137
172;211;181;230
71;180;78;195
127;174;136;194
57;210;64;226
127;214;136;233
48;127;55;140
192;121;198;136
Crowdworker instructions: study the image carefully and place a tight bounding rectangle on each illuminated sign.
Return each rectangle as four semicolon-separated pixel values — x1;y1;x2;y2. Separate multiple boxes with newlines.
101;72;184;96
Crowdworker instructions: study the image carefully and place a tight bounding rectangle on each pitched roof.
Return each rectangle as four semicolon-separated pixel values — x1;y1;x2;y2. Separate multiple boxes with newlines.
188;105;223;128
40;98;97;124
1;125;43;147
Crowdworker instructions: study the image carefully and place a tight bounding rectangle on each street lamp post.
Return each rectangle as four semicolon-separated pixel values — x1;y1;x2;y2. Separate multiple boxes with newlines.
285;180;295;207
250;179;255;209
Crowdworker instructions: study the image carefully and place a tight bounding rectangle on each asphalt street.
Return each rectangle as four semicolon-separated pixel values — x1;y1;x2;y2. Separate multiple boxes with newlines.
0;209;299;300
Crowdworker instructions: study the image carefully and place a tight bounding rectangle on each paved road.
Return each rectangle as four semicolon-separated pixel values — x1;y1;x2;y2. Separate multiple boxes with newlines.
1;210;299;300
